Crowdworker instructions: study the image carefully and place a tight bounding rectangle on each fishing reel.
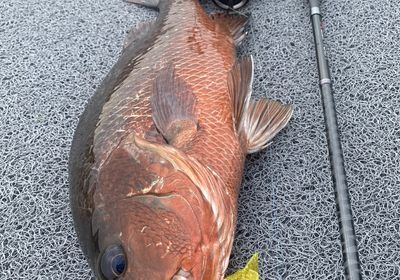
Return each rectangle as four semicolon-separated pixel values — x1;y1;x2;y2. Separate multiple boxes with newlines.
213;0;249;10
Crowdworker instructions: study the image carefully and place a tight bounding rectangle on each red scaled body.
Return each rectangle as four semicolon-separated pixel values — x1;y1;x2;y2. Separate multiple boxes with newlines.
69;0;292;279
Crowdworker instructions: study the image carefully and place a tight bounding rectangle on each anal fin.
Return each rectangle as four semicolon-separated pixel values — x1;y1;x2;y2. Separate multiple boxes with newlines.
228;55;293;154
211;13;249;46
228;55;253;131
151;64;198;149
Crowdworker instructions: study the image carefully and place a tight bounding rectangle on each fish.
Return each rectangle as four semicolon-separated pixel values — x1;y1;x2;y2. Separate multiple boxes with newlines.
68;0;293;279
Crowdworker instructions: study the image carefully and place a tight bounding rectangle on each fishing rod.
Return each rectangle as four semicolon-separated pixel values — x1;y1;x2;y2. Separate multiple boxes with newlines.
308;1;362;279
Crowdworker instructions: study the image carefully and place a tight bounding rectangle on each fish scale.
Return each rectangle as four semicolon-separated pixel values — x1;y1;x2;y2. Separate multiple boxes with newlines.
94;0;243;194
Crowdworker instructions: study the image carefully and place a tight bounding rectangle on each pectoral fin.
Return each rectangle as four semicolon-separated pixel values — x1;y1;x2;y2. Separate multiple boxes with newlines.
228;56;293;154
151;64;198;149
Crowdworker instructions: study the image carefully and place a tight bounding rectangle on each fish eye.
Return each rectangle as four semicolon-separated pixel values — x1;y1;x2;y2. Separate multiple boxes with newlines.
100;245;127;279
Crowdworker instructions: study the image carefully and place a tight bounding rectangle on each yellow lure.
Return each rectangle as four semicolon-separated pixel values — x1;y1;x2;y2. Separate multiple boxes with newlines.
225;253;259;280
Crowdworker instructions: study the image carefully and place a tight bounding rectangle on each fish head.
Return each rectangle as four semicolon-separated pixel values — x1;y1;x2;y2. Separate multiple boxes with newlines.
88;136;219;280
91;193;203;280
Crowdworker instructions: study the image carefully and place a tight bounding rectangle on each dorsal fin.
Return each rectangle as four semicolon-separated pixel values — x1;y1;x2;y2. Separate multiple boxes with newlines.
228;56;293;154
211;13;249;46
151;64;198;149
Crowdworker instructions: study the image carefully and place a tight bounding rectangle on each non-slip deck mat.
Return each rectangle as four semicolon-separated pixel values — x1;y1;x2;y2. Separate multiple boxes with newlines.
1;0;398;279
321;0;400;278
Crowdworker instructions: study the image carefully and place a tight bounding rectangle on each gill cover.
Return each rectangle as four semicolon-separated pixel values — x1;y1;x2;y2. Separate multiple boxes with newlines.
134;135;236;277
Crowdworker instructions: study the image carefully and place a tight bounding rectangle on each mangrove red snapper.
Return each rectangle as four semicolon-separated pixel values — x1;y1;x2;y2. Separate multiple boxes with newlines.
69;0;293;279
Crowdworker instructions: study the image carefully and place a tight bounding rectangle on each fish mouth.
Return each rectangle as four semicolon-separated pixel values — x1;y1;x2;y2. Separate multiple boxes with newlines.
172;269;193;280
213;0;249;10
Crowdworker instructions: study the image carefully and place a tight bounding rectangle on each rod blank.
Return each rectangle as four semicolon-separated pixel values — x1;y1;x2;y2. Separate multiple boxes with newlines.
308;1;362;280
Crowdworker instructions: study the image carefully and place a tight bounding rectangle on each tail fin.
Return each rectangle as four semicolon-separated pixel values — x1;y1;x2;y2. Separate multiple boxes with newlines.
124;0;159;9
228;56;293;154
242;99;293;153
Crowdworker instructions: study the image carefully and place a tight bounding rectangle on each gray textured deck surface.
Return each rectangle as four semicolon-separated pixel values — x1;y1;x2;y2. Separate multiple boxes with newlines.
1;0;399;279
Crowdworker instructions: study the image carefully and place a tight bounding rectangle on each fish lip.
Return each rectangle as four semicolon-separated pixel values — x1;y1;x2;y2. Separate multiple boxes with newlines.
172;269;193;280
213;0;248;10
